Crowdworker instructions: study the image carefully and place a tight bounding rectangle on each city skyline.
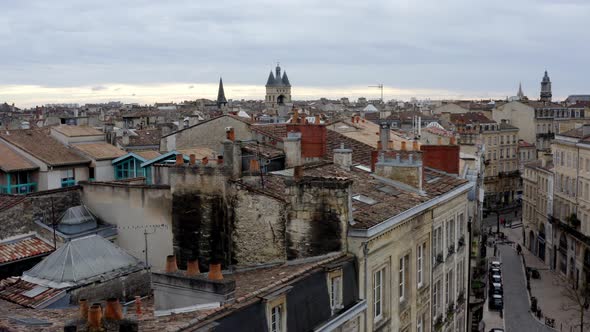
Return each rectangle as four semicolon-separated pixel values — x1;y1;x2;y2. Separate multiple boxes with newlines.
1;0;589;106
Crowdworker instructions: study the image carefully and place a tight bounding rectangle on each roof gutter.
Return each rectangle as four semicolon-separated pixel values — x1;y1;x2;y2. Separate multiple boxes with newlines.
348;181;473;238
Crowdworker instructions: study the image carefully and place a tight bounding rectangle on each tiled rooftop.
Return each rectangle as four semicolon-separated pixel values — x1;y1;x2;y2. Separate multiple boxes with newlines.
450;112;496;125
0;142;38;172
0;234;54;265
133;150;162;160
251;123;288;140
0;130;90;167
0;194;26;212
51;125;103;137
0;278;64;309
72;143;126;161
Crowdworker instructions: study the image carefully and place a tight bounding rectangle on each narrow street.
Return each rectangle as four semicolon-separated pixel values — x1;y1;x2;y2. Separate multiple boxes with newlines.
498;244;554;332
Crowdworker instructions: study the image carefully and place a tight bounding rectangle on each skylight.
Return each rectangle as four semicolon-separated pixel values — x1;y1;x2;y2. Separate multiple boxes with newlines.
352;194;377;205
22;286;48;298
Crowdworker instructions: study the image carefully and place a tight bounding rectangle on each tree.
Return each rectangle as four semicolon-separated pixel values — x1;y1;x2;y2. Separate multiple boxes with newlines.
559;276;590;332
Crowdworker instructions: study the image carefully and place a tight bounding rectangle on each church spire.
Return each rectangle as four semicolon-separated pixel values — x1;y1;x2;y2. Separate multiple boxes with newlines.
217;77;227;108
517;82;524;99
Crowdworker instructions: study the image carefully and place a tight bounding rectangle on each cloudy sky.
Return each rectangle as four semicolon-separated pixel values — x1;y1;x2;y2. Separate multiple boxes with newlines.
1;0;588;107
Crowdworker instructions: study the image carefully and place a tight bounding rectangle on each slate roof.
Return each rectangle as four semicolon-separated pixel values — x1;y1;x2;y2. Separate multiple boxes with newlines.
72;143;126;161
0;234;54;265
0;194;26;212
51;125;103;137
0;142;38;172
22;235;144;289
0;130;90;167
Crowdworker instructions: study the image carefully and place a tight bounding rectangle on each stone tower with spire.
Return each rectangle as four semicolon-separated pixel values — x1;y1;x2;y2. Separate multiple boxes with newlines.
265;63;292;109
517;82;524;100
217;77;228;109
540;70;552;102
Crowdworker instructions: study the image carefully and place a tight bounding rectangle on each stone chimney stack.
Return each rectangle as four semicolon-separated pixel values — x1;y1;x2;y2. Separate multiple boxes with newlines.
122;130;130;146
333;143;353;170
379;122;390;151
284;131;302;167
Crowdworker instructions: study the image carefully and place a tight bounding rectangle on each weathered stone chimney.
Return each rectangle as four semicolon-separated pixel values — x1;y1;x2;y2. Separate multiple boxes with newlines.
379;122;390;151
374;151;423;191
122;130;130;146
284;131;302;167
333;143;352;170
223;139;241;178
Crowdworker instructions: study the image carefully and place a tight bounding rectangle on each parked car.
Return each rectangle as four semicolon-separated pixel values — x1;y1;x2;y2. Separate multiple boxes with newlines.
490;282;503;295
490;260;502;269
490;267;501;276
489;294;504;310
490;274;502;284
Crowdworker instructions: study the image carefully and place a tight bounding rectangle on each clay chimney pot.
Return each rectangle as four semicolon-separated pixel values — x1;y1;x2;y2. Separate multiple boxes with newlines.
105;298;123;320
217;155;224;164
165;255;178;273
208;263;224;280
189;154;196;165
401;141;407;151
175;154;184;166
450;136;456;145
186;259;200;276
412;140;419;151
79;298;89;321
88;304;102;329
226;127;235;141
293;165;304;181
202;156;209;165
135;296;142;317
437;137;443;145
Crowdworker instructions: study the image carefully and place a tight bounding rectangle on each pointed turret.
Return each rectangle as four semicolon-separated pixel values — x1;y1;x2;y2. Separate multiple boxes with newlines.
282;71;291;86
266;71;276;86
517;82;524;99
217;77;227;108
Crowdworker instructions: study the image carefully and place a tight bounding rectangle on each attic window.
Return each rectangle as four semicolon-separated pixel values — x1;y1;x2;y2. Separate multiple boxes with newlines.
22;286;48;298
352;194;377;205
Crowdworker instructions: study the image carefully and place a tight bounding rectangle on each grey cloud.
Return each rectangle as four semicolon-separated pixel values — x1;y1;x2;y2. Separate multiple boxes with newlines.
91;85;107;91
0;0;589;98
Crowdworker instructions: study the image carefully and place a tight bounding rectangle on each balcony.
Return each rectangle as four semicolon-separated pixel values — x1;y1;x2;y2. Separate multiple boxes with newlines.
0;182;37;194
536;132;555;139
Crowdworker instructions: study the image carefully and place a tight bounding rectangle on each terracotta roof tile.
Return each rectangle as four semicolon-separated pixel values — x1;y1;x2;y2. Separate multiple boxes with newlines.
0;278;64;309
0;234;54;265
0;130;90;167
52;125;103;137
241;143;284;159
134;150;162;160
0;143;38;172
326;130;373;165
251;123;288;140
0;194;26;212
72;143;126;161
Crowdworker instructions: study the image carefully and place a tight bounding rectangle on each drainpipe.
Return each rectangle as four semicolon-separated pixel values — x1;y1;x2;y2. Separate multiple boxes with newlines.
362;241;369;332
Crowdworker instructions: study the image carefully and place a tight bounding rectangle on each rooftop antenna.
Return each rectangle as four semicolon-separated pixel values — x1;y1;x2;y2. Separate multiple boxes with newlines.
368;84;384;102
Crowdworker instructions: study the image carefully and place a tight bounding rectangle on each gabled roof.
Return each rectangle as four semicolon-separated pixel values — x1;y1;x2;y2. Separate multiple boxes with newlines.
0;234;54;265
0;130;90;167
72;142;126;161
22;235;144;289
51;125;103;137
0;142;38;172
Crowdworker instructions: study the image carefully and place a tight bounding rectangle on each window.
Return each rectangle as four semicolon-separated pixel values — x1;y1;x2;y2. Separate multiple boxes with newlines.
433;279;442;317
458;213;465;240
445;270;454;305
417;313;424;332
417;243;424;287
328;270;343;313
399;255;409;302
61;169;75;187
270;304;283;332
373;267;385;321
457;260;464;296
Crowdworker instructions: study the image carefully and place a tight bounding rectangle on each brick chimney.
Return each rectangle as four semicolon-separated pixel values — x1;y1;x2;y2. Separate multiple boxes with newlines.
333;143;352;170
225;127;235;141
420;145;460;174
175;154;184;166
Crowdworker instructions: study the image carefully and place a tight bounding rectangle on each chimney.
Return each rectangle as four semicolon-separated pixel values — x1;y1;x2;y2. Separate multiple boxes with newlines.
217;155;224;164
420;145;460;174
379;123;390;151
189;154;196;165
351;116;355;123
223;140;241;178
401;141;407;151
202;156;209;165
208;263;224;280
186;259;200;276
315;114;321;124
134;296;142;317
374;151;423;190
175;154;184;166
450;136;456;145
294;165;304;181
88;304;102;329
412;140;419;151
292;109;299;124
79;299;89;321
105;298;123;321
284;131;302;167
437;137;443;145
226;127;235;141
122;130;130;146
165;255;178;273
333;143;353;170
